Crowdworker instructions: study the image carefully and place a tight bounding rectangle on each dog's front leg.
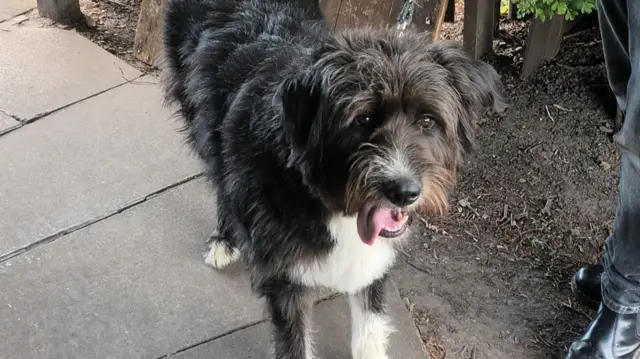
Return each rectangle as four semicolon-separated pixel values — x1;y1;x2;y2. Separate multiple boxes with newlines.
264;278;314;359
349;275;394;359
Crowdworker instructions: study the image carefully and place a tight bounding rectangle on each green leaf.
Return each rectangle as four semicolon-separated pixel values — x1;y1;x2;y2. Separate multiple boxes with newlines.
557;2;568;14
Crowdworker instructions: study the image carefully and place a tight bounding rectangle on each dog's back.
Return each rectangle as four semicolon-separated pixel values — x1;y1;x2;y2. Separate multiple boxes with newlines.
162;0;328;155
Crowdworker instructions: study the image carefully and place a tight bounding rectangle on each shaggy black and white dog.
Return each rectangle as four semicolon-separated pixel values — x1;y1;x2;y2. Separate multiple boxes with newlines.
161;0;505;358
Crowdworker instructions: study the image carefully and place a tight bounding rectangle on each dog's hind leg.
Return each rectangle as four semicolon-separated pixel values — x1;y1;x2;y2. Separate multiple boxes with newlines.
203;214;240;269
349;275;395;359
262;278;315;359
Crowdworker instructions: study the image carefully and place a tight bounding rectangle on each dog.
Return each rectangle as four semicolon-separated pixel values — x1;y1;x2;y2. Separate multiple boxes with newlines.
161;0;506;358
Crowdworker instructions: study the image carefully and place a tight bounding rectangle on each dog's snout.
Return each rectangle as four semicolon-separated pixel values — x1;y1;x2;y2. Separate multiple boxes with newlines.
382;178;421;207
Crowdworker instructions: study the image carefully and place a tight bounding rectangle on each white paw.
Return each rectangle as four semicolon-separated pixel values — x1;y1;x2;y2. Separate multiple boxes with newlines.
351;315;394;359
203;242;240;269
352;344;390;359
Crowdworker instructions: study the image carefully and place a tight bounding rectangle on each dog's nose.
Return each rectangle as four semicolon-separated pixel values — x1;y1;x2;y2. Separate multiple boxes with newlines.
382;178;421;207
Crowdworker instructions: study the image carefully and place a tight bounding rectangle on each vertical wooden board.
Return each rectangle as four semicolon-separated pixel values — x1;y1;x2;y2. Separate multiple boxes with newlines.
463;0;495;59
134;0;167;67
334;0;400;29
521;14;566;78
507;1;518;20
320;0;342;30
494;0;501;36
36;0;82;23
401;0;447;34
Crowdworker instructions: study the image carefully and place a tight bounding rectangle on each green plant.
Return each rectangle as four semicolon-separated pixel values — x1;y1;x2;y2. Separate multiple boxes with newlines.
511;0;596;21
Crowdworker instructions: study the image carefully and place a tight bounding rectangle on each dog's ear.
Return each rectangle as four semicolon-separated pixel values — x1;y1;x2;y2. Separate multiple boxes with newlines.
428;41;508;154
279;72;323;175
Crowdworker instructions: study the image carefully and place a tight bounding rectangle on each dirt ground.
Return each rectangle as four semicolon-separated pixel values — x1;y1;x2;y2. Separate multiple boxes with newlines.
46;1;618;358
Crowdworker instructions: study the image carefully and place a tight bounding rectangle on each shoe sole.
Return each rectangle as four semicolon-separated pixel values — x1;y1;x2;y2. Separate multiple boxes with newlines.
570;273;601;311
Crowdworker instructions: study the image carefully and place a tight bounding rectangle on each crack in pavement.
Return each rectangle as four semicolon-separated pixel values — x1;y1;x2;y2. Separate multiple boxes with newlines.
159;319;268;359
158;294;342;358
0;72;150;138
0;172;204;264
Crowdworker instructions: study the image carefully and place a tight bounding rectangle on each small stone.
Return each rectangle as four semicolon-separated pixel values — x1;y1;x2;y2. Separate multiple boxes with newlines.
599;126;614;134
600;161;611;170
85;15;98;29
518;178;526;183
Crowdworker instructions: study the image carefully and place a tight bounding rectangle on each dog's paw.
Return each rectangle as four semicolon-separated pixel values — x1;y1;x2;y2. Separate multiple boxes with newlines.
352;345;389;359
351;315;393;359
203;240;240;269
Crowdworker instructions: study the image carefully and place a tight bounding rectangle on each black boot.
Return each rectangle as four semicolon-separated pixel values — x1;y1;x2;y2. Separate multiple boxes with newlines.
572;264;604;310
565;303;640;359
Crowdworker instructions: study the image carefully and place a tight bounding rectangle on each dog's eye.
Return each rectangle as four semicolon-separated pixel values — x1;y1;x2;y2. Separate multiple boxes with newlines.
356;115;371;126
420;116;435;130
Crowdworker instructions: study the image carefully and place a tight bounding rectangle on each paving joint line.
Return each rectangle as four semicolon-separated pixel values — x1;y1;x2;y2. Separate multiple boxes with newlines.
159;319;268;358
0;8;35;24
0;172;204;264
0;72;151;138
159;294;341;358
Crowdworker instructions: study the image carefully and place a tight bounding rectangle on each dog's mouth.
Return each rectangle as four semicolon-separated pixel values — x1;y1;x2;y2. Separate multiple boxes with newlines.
356;203;412;246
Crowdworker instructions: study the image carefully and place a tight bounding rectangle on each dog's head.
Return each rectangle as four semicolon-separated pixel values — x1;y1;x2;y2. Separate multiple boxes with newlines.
279;30;506;246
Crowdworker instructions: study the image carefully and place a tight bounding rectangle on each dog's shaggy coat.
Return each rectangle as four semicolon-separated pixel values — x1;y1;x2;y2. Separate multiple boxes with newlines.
162;0;506;357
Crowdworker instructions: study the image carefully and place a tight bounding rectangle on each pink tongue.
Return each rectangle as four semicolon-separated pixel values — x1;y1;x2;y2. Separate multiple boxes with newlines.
356;206;395;246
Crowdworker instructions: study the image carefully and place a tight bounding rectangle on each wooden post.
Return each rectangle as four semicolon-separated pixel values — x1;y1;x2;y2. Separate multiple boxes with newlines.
463;0;495;59
36;0;82;23
507;1;518;19
134;0;168;67
521;14;568;78
494;0;501;36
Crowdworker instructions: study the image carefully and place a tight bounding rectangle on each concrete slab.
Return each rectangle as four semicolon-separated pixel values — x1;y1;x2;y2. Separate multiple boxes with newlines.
0;179;266;359
0;26;140;121
171;285;427;359
0;111;21;134
0;77;203;257
0;0;33;22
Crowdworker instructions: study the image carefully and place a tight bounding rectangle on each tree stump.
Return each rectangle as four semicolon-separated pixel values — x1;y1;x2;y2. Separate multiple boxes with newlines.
36;0;83;24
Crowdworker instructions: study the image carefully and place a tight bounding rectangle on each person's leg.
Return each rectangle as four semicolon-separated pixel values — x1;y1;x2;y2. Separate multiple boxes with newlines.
571;0;635;308
602;0;640;314
566;1;640;357
600;0;631;112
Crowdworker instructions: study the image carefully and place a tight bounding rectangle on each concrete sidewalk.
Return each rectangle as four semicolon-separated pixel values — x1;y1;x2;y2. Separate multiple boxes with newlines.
0;4;427;358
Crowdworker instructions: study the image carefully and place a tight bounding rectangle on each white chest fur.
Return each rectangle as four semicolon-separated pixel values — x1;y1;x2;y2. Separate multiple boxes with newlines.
290;215;397;294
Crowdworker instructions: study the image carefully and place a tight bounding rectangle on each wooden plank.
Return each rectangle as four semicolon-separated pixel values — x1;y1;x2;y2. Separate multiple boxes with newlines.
444;0;455;23
390;0;448;36
507;1;518;20
36;0;82;23
334;0;404;29
494;0;501;36
134;0;167;67
320;0;343;30
521;14;567;78
463;0;495;59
